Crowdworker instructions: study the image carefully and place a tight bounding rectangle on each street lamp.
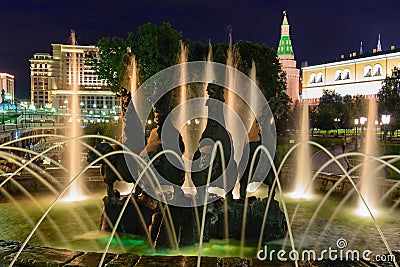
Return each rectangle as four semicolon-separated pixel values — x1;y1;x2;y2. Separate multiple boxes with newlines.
360;116;367;149
93;103;97;119
80;101;84;121
103;104;107;120
334;118;341;136
354;118;359;151
382;114;391;154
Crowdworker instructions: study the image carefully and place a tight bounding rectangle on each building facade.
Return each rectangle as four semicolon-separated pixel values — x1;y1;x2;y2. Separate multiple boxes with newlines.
29;53;57;107
30;41;119;119
277;11;300;102
302;44;400;101
0;73;15;103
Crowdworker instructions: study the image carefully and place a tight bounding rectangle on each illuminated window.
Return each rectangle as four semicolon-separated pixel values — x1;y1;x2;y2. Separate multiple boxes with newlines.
343;69;350;80
317;72;324;83
373;64;382;76
364;66;372;77
335;70;342;81
310;73;316;84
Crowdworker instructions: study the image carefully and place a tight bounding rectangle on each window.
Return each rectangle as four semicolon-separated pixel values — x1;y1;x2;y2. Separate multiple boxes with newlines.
343;69;350;80
364;66;372;77
310;73;316;84
373;64;382;76
335;70;342;81
317;72;324;83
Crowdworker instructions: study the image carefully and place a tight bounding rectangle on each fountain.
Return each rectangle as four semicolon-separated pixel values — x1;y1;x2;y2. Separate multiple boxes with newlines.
63;30;86;202
0;43;399;267
356;99;381;216
291;100;313;199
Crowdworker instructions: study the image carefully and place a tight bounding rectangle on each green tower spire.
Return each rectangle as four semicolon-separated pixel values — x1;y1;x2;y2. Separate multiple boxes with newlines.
277;10;294;56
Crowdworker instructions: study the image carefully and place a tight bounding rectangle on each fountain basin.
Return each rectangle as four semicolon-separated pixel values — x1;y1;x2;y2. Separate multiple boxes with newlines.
0;240;398;266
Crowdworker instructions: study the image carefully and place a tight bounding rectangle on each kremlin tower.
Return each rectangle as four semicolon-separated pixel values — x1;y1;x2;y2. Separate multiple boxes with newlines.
277;11;300;102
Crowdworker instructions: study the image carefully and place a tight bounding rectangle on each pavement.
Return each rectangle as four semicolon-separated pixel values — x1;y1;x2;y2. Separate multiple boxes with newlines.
311;138;357;175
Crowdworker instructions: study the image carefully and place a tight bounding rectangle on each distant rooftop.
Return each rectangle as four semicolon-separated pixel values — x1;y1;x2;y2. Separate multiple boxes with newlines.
306;46;400;67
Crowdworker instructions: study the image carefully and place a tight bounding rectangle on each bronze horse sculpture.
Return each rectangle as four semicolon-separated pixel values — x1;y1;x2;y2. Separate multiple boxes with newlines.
87;88;185;199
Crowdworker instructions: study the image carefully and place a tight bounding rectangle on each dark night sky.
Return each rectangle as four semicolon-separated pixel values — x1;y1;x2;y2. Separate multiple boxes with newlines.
1;0;399;98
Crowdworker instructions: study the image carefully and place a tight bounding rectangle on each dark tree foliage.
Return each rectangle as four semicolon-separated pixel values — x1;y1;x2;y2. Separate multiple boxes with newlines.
235;41;287;100
86;35;130;92
133;23;182;82
341;94;355;130
313;90;367;134
186;40;287;100
86;23;182;93
268;91;292;134
316;90;342;131
88;24;290;136
378;67;400;130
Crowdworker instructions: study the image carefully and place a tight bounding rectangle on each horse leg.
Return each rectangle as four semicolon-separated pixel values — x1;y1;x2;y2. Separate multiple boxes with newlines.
101;164;116;199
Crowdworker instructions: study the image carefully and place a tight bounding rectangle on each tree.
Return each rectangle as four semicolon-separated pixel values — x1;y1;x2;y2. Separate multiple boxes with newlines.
316;90;343;134
86;35;131;93
341;94;355;135
268;91;292;134
235;41;286;100
353;94;367;119
133;23;182;82
87;23;182;93
378;67;400;131
186;40;287;101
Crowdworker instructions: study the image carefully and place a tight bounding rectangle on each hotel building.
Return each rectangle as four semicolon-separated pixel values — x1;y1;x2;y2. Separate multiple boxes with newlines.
30;36;119;118
0;73;15;103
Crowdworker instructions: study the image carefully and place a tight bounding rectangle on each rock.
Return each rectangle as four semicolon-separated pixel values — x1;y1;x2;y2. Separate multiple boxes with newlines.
134;255;184;267
134;255;217;267
202;198;287;242
0;240;25;259
3;245;82;267
64;252;116;267
105;253;139;267
250;258;295;266
220;257;246;266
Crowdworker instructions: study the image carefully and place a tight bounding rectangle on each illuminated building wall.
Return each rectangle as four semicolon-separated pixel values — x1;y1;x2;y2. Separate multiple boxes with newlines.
302;48;400;101
30;44;119;118
29;53;57;107
0;73;15;103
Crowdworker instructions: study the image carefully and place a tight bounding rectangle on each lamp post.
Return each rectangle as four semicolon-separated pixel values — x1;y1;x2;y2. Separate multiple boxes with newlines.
360;116;367;149
354;118;359;151
382;114;391;155
93;103;97;119
2;106;5;131
334;118;341;136
80;101;84;122
103;104;107;121
64;99;69;124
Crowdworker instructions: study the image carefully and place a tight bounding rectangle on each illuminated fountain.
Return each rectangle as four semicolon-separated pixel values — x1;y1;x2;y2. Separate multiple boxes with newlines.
63;30;86;202
290;100;313;199
1;43;400;267
356;99;381;216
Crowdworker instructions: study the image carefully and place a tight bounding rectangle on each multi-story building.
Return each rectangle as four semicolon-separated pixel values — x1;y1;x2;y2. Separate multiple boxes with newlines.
29;53;57;107
30;36;119;119
277;11;300;102
0;73;15;103
301;38;400;101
